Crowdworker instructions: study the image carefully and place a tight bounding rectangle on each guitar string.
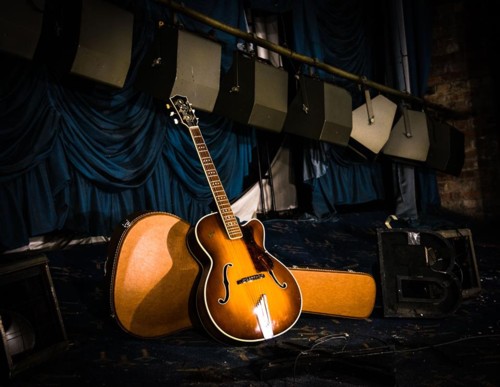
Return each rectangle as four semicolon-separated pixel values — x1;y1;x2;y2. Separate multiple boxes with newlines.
174;96;293;340
190;124;268;337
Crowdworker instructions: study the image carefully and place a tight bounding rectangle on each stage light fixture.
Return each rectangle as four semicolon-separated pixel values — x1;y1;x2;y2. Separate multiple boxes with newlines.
68;0;134;88
213;50;288;132
7;0;135;88
0;1;44;60
282;75;352;146
135;25;222;112
349;94;397;159
425;117;465;176
382;106;430;164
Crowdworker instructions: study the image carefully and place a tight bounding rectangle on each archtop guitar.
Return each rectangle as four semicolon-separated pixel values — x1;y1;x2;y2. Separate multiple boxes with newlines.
167;95;302;344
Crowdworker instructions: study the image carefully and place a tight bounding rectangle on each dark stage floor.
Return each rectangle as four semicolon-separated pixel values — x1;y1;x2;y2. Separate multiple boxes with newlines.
1;210;499;386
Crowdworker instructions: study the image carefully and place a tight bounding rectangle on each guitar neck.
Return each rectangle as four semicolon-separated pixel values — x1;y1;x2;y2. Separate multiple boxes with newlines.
189;125;242;240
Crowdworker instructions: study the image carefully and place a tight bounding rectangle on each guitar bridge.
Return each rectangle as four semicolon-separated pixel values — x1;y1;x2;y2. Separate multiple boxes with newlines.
237;273;265;285
254;294;274;339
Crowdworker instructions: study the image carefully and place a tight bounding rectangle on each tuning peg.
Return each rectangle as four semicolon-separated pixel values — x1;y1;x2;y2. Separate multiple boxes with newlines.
170;111;175;117
173;118;179;125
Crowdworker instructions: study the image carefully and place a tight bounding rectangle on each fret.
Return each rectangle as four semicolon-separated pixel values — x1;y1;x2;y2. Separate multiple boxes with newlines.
190;128;201;136
228;229;243;237
170;96;242;240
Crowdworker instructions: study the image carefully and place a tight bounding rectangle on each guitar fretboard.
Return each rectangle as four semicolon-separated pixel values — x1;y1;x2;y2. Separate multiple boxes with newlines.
189;126;243;240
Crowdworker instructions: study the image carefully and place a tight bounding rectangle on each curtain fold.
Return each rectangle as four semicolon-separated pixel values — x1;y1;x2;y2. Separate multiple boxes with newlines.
0;0;255;251
0;0;438;251
289;0;389;218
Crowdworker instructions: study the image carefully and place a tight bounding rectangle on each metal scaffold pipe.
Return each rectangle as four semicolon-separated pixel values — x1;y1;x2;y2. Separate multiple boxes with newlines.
156;0;458;116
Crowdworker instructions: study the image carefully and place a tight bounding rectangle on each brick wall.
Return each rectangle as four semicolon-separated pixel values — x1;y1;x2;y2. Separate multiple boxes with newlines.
425;0;500;223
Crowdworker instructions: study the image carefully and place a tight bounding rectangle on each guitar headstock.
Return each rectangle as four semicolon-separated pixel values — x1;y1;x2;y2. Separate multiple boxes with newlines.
167;94;199;128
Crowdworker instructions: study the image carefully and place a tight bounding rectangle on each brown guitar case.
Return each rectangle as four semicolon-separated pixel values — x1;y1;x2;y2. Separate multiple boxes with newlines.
107;212;376;338
289;267;376;319
106;211;200;339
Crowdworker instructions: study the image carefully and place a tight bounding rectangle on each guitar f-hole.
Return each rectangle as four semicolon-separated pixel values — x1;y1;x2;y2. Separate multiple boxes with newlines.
218;263;232;304
269;270;288;289
169;94;302;343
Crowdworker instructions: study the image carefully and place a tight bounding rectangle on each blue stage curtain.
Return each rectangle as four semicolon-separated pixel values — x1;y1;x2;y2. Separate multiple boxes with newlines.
0;0;438;250
288;0;439;219
387;0;441;221
0;0;253;250
287;0;389;218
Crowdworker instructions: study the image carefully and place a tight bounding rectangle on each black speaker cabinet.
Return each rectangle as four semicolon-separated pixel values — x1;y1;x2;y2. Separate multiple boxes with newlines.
0;1;45;60
426;118;465;176
282;76;352;146
0;254;67;380
382;109;430;164
377;228;462;318
349;94;397;159
135;25;221;113
213;51;288;132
